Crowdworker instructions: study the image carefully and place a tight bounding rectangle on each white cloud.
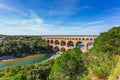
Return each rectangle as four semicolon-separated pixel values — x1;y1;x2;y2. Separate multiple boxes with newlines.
0;3;15;11
0;13;119;35
0;2;119;35
0;3;28;16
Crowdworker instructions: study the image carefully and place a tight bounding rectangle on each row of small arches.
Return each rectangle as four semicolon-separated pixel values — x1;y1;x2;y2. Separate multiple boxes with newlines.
45;37;96;41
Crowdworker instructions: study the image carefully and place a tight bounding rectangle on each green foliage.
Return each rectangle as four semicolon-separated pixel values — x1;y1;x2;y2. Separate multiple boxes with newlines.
108;59;120;80
10;71;26;80
85;53;116;79
49;48;86;80
26;59;54;80
0;59;55;80
0;35;49;56
92;26;120;55
81;26;120;80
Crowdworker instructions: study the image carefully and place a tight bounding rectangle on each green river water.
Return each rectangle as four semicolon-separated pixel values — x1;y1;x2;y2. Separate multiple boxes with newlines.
0;53;54;70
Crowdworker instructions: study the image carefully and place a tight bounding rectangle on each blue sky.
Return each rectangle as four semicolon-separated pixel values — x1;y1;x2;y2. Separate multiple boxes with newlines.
0;0;120;35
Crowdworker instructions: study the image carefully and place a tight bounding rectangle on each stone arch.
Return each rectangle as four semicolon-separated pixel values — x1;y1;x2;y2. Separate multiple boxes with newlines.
86;38;89;40
82;38;85;40
76;41;84;49
61;41;66;46
90;38;93;40
87;42;93;50
75;38;78;40
54;46;59;51
79;38;81;40
60;47;66;52
55;40;59;45
50;40;53;44
47;40;49;43
67;41;74;47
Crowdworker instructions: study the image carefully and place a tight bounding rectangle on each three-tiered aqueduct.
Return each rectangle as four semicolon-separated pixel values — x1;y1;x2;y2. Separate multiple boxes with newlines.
42;35;97;52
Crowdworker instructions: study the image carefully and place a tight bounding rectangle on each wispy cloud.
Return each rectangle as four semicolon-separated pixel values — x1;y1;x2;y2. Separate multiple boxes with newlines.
0;3;15;11
0;3;28;16
0;0;120;35
0;10;120;35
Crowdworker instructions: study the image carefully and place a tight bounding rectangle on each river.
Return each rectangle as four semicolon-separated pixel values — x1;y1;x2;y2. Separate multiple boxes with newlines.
0;53;54;70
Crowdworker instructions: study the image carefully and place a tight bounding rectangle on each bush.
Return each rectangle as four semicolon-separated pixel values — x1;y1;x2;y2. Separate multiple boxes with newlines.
87;53;116;79
83;26;120;79
49;48;86;80
10;71;26;80
26;59;54;80
108;56;120;80
92;26;120;55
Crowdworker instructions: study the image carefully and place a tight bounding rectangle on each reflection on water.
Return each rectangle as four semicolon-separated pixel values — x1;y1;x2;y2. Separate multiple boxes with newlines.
0;53;54;70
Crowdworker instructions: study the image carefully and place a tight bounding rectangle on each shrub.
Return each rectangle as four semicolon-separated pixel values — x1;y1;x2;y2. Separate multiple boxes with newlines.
49;48;86;80
92;26;120;55
108;56;120;80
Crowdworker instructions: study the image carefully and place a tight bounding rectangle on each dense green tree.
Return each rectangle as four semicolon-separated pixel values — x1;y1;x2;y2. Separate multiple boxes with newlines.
81;26;120;79
0;36;50;56
92;26;120;55
49;48;86;80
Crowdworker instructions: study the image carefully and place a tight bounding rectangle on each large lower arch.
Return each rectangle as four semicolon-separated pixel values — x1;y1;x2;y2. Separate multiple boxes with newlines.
67;41;74;48
60;47;66;52
87;42;93;50
55;40;59;45
54;46;59;52
61;41;66;46
76;41;84;49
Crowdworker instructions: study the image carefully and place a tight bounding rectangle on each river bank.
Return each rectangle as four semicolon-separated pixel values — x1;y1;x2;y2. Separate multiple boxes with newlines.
0;53;54;70
0;52;48;63
0;54;45;63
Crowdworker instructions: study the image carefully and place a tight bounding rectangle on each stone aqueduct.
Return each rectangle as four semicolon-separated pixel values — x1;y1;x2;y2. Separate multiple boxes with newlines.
42;35;97;52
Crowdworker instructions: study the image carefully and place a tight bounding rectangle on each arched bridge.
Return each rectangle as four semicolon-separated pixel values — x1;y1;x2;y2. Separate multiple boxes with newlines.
42;35;97;52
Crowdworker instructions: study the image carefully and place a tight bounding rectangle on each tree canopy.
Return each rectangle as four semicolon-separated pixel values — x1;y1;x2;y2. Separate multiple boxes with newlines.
0;35;50;56
49;48;85;80
92;26;120;55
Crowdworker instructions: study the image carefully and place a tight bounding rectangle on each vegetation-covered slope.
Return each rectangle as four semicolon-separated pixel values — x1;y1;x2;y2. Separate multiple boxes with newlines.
0;36;49;56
